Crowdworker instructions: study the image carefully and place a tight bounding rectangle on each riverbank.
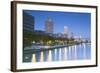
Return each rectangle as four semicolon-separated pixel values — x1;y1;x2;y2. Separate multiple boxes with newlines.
24;42;90;53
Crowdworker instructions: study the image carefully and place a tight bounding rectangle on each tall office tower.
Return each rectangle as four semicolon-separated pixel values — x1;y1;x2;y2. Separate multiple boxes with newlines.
64;26;69;34
23;11;34;32
23;11;35;62
45;17;53;34
63;26;69;38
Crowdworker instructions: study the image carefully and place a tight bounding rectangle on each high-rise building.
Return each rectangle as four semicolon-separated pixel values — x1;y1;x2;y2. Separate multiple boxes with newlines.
64;26;68;34
45;17;53;34
23;11;34;32
63;26;69;38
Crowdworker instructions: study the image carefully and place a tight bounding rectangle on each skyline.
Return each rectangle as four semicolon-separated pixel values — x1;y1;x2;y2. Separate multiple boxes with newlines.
23;10;91;39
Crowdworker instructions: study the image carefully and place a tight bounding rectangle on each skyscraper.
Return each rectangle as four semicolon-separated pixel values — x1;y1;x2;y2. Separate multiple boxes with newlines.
63;26;69;38
45;17;53;34
23;11;34;32
64;26;68;34
23;11;35;62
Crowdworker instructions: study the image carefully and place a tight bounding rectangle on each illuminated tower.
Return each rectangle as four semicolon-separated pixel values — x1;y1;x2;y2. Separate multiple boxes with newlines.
45;17;53;33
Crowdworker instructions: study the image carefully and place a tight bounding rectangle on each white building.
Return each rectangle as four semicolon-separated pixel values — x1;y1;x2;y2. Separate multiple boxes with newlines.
45;17;54;34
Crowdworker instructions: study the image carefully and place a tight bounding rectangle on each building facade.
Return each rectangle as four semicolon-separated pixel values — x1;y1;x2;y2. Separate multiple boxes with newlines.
23;11;34;32
45;17;54;34
63;26;69;38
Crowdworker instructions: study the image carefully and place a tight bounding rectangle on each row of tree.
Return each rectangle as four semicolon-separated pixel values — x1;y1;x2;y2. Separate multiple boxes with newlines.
23;31;76;48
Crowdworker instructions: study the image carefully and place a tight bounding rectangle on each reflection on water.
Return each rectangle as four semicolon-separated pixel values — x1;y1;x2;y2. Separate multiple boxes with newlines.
23;43;91;62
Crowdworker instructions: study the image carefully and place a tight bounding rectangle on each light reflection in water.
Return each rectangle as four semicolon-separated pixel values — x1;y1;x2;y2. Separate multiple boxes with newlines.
24;43;91;62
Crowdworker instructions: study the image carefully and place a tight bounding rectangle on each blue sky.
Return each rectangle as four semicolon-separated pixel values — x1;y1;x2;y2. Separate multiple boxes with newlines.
23;10;91;39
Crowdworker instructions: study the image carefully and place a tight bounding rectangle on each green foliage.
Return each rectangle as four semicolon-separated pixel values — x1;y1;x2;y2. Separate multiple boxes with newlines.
23;31;78;47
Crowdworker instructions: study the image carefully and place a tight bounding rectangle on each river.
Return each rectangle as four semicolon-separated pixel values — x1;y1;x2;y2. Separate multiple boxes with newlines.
23;43;91;62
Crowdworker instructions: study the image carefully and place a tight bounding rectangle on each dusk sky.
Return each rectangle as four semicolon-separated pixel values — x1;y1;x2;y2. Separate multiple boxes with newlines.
23;10;91;39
